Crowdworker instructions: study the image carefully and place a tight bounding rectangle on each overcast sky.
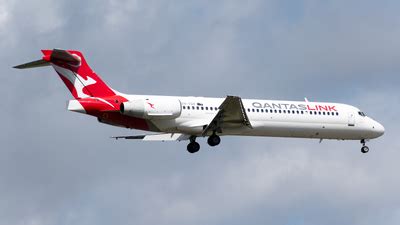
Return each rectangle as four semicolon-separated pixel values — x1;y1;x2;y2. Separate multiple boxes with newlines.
1;0;400;224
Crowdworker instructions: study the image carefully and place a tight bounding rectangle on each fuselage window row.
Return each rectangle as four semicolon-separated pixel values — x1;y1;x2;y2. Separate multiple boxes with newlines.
182;106;218;111
182;106;339;116
245;108;339;116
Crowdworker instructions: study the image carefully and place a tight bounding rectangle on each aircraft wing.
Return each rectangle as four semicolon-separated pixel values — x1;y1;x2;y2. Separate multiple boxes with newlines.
202;95;252;136
112;133;190;141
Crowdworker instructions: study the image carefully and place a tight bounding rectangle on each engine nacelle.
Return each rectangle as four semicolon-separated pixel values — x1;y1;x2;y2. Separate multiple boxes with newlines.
120;97;182;120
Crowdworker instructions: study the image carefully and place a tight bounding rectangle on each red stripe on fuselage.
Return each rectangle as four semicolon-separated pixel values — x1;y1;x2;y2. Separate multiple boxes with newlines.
77;96;150;131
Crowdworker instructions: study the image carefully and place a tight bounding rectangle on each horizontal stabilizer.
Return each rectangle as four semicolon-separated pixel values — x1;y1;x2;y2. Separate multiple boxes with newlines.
112;133;190;142
13;49;81;69
13;59;50;69
47;49;81;66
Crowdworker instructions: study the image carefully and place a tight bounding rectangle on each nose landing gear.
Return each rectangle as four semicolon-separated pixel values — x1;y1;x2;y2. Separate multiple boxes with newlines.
361;139;369;153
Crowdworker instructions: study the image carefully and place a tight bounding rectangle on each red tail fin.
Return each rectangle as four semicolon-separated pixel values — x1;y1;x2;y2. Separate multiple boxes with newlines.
41;49;115;99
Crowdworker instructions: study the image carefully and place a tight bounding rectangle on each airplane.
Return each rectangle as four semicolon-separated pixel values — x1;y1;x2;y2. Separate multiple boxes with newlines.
14;49;385;154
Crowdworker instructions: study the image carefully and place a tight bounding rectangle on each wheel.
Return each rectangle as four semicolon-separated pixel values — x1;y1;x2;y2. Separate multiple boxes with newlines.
207;135;221;147
187;142;200;153
361;146;369;153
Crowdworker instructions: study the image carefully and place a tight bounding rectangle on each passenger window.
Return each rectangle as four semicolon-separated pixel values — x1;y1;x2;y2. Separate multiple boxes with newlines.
205;107;208;110
196;107;199;110
192;106;195;110
323;112;326;115
288;110;290;114
201;107;204;110
256;109;259;112
247;108;250;112
261;109;264;113
183;106;186;109
252;109;255;112
301;111;304;114
336;112;339;116
279;110;282;113
215;107;218;111
327;112;330;115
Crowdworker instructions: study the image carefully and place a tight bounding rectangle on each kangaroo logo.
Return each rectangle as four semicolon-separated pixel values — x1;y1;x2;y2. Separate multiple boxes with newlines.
74;74;96;98
147;102;155;109
53;64;97;98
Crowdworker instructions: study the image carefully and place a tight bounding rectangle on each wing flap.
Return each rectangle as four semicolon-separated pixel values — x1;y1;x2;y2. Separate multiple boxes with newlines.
112;133;190;141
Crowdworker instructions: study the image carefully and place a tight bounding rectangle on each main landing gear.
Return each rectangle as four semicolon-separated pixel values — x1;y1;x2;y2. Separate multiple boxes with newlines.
207;134;221;147
360;139;369;154
186;134;221;153
187;136;200;153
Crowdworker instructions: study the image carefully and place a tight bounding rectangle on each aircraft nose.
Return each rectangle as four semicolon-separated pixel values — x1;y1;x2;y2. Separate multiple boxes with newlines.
371;120;385;138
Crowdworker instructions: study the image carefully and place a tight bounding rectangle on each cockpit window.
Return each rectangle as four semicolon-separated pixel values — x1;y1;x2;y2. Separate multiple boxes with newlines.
358;111;366;117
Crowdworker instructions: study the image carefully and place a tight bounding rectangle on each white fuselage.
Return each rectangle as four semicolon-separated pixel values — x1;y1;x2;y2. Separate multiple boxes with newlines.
120;94;385;141
17;49;384;153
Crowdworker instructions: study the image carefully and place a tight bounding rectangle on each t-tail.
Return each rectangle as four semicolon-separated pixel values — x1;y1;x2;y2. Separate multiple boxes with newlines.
14;49;115;99
14;49;128;115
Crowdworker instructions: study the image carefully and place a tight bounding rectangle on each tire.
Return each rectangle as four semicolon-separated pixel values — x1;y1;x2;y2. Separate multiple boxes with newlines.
207;135;221;147
361;146;369;153
187;142;200;153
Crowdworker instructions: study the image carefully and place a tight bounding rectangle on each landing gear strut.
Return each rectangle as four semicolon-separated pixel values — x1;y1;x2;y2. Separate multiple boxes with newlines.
360;139;369;153
207;134;221;147
187;136;200;153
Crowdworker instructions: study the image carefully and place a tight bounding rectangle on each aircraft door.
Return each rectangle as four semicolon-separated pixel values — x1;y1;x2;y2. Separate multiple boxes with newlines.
348;112;355;126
